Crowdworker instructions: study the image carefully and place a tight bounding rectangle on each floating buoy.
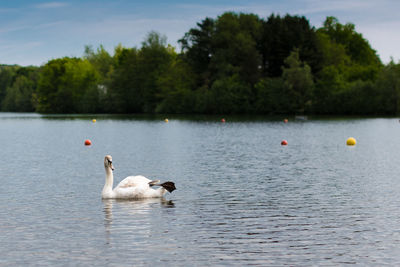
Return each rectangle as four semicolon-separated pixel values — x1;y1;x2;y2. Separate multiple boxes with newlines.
346;137;356;146
84;139;92;146
221;118;226;123
283;119;288;123
164;118;169;123
92;119;96;123
281;140;288;146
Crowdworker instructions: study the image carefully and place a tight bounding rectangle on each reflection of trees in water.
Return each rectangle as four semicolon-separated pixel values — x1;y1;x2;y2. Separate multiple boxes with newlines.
102;198;175;245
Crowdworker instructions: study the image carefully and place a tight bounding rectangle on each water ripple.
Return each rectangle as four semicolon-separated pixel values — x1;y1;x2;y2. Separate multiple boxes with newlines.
1;116;400;265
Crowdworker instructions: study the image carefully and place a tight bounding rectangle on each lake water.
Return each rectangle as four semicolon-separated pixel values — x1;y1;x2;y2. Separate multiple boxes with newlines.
1;113;400;266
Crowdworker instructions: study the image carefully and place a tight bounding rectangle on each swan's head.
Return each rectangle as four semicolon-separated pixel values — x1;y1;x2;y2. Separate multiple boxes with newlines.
104;155;114;171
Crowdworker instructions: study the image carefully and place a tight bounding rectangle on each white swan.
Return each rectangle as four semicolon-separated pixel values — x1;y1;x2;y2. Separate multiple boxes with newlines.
101;155;176;199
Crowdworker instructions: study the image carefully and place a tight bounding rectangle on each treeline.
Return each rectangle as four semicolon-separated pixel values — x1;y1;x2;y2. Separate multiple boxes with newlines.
1;13;400;115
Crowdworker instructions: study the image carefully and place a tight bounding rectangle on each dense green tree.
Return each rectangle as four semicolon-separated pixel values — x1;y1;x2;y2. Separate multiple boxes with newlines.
84;45;114;78
0;66;39;112
36;57;100;113
317;16;382;82
255;77;285;114
107;47;140;112
281;49;314;113
312;66;345;114
260;14;322;77
374;61;400;114
83;45;116;112
208;74;253;114
179;17;215;88
139;32;174;112
179;13;262;87
311;17;384;114
179;12;262;113
319;17;380;66
313;68;381;115
155;54;196;113
211;12;262;85
316;31;349;70
2;76;34;111
346;80;379;114
0;65;19;106
108;32;174;113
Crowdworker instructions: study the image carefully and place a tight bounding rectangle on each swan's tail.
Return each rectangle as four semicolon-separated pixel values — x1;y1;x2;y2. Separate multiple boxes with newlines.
160;181;176;193
149;180;176;193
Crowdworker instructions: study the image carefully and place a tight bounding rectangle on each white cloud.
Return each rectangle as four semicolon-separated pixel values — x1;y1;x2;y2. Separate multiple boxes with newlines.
293;0;377;15
35;2;68;9
0;24;29;34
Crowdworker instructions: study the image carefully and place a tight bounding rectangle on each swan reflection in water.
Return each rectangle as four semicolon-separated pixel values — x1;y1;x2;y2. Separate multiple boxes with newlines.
102;198;175;244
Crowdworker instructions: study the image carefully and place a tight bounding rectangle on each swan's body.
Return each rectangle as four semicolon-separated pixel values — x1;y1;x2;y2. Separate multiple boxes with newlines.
102;155;176;199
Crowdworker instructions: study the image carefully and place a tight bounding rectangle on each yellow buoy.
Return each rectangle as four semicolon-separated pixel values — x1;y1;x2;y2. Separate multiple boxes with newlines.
346;137;356;146
92;119;96;123
164;118;169;123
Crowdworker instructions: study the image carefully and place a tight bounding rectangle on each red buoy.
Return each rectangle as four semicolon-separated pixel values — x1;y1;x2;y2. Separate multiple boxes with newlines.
283;119;288;123
221;118;226;123
281;140;288;146
84;139;92;146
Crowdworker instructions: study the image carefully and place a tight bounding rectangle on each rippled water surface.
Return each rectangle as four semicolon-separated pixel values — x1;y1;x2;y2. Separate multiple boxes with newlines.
2;113;400;266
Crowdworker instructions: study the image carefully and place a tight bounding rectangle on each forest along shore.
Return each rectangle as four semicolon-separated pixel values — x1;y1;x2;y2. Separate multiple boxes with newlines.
0;14;395;115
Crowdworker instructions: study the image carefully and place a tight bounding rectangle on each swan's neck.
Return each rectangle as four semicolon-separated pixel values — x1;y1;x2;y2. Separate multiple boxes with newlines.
102;168;114;198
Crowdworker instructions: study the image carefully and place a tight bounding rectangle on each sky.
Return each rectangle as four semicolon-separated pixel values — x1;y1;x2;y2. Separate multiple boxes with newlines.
0;0;399;66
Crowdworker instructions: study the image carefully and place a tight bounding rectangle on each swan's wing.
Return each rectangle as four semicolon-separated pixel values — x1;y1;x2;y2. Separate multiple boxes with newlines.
113;175;161;199
115;175;152;189
148;180;161;186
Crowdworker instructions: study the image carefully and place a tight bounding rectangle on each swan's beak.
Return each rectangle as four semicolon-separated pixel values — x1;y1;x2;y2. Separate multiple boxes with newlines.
108;161;114;171
106;157;114;171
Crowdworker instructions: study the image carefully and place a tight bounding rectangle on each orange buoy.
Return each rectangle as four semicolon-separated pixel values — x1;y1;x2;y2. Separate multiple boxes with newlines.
283;119;288;123
84;139;92;146
281;140;288;146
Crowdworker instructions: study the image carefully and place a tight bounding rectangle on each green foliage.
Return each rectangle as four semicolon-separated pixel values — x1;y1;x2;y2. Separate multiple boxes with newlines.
36;57;100;113
319;17;381;67
107;47;141;113
282;49;314;113
179;17;215;88
254;50;314;114
255;77;286;114
2;75;35;112
0;65;19;106
0;66;39;112
209;75;253;114
313;66;346;114
211;12;262;85
155;56;196;113
374;62;400;114
317;16;382;83
260;14;322;77
139;31;174;112
108;31;175;113
84;45;114;78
